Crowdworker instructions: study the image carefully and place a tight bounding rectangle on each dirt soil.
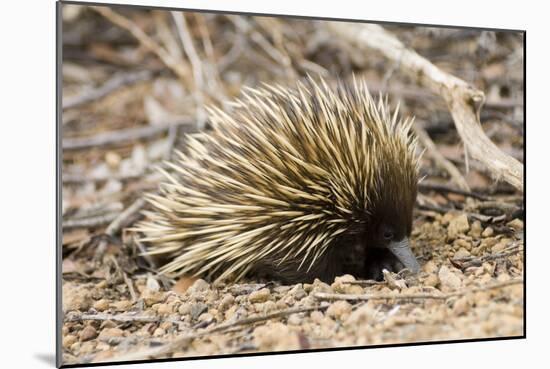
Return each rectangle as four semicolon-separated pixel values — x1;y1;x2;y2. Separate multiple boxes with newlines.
61;212;523;364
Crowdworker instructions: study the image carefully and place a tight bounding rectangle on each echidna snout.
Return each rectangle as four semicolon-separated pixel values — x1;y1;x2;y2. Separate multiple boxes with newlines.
135;76;421;283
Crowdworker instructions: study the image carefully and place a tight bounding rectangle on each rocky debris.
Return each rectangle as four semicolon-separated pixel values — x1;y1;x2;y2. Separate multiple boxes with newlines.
79;326;98;342
447;214;470;241
248;288;271;303
61;212;524;365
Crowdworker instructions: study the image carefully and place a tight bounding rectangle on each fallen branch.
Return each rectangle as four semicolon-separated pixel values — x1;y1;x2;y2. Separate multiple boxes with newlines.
452;243;522;269
366;81;523;110
91;6;190;82
62;172;143;184
413;125;470;191
108;305;327;361
62;213;119;230
63;70;153;110
418;181;490;201
171;11;207;130
327;22;523;192
228;16;295;79
62;121;191;151
95;198;147;257
467;200;520;216
415;200;509;223
110;255;138;302
313;278;522;302
66;312;171;323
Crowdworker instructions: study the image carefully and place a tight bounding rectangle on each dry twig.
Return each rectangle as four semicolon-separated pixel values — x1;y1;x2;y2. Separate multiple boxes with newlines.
95;198;147;256
418;181;489;201
327;22;523;192
108;305;327;361
314;278;522;302
171;11;207;129
109;255;138;302
63;121;191;150
63;70;153;110
413;125;470;191
452;243;522;269
62;213;120;230
91;6;190;82
66;312;171;323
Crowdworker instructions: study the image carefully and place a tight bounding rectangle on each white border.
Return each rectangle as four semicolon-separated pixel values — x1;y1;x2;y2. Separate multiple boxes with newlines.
2;0;545;368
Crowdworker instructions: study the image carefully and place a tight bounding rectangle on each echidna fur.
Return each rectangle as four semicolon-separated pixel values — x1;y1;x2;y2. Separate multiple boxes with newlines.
134;76;421;283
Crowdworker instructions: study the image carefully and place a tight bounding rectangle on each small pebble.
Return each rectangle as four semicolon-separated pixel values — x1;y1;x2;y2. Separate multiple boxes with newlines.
492;242;507;253
70;342;81;352
141;289;165;306
156;303;173;315
507;219;524;231
224;305;239;321
146;277;161;292
344;304;376;326
454;238;472;251
219;294;235;311
454;248;471;259
188;279;210;293
423;260;439;274
326;301;352;320
153;328;166;337
344;285;364;295
248;288;271;303
424;274;439;287
93;349;114;361
438;265;462;291
260;300;277;314
111;300;133;311
160;321;173;331
482;227;494;237
191;302;208;320
79;341;96;354
178;303;191;315
311;279;332;293
99;328;124;339
481;237;498;249
447;214;470;240
63;288;92;312
105;151;121;170
63;334;78;348
452;296;470;315
334;274;356;284
310;310;324;324
288;284;307;300
469;220;482;238
79;326;97;342
253;322;299;351
287;313;302;325
93;299;109;312
198;312;214;323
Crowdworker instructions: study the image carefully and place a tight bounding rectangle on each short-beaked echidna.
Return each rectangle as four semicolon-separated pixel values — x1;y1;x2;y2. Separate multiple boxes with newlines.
135;77;421;283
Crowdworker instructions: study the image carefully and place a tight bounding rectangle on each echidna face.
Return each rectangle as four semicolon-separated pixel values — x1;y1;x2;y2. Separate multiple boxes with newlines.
357;157;420;276
361;207;420;276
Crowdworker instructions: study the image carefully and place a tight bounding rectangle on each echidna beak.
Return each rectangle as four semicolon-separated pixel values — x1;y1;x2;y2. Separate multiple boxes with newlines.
387;237;420;273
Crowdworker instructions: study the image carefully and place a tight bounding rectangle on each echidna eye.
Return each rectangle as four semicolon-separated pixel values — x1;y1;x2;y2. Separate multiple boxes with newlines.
383;231;394;240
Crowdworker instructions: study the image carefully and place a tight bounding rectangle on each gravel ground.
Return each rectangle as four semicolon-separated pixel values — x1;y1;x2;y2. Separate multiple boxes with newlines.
61;212;524;365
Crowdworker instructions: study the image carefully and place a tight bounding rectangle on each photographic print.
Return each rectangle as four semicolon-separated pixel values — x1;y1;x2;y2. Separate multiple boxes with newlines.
57;1;525;366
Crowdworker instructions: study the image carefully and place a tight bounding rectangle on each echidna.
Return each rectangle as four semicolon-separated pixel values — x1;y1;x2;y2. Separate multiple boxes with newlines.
135;76;421;283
